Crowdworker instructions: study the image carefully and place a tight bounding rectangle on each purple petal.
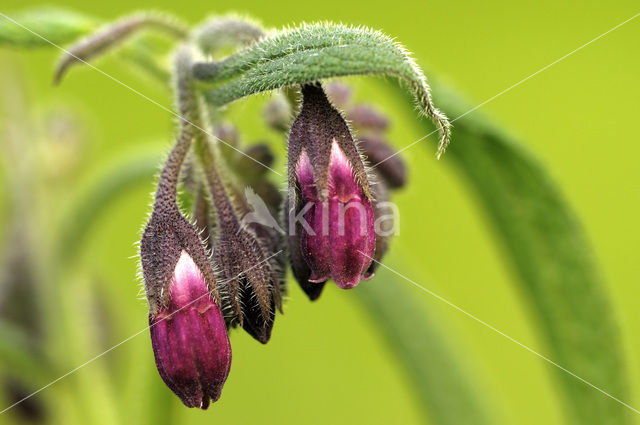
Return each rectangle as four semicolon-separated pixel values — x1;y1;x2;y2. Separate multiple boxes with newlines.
295;150;317;200
328;142;359;202
301;200;331;283
329;197;375;289
149;252;231;409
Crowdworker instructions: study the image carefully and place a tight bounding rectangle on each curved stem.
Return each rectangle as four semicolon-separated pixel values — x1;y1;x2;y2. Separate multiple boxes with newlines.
194;16;265;57
152;46;197;214
54;12;187;84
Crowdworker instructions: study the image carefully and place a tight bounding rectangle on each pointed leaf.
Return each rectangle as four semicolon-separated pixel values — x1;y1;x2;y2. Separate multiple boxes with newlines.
192;24;451;155
392;80;633;425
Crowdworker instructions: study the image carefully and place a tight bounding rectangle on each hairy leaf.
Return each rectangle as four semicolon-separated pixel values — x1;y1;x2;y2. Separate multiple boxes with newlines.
192;24;451;155
392;80;633;425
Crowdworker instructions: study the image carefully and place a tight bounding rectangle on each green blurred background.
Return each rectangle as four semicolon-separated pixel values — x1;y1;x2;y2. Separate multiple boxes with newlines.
0;1;639;424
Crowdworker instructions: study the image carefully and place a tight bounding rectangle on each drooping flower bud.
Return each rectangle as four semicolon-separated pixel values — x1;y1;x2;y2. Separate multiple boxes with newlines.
287;84;376;291
141;46;231;408
283;196;326;301
200;148;285;343
149;251;231;409
325;81;352;108
346;104;389;132
358;135;407;189
141;129;231;407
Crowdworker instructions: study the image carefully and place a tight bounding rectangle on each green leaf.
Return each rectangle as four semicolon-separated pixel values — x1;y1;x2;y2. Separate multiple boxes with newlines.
0;8;97;48
192;24;451;155
359;269;493;425
395;80;633;425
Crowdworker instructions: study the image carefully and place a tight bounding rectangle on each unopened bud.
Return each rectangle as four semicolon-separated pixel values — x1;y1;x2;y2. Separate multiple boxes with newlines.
287;84;376;290
359;135;407;189
347;104;389;132
325;81;352;108
205;161;285;343
141;45;230;408
149;251;231;409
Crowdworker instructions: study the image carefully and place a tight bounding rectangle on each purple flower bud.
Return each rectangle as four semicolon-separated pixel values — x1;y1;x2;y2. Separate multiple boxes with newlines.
205;162;285;344
287;84;376;290
141;48;232;407
346;104;389;132
358;135;407;189
325;81;352;108
141;137;229;408
283;196;326;301
149;251;231;410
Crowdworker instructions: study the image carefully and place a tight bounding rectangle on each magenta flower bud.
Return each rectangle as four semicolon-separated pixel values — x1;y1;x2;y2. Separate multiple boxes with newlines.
287;84;376;291
141;48;233;407
141;139;230;407
283;196;326;301
149;251;231;409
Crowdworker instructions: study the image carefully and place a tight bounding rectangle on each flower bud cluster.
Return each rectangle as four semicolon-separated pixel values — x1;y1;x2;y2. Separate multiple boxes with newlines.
48;13;434;412
140;47;285;409
285;83;407;300
141;51;406;407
